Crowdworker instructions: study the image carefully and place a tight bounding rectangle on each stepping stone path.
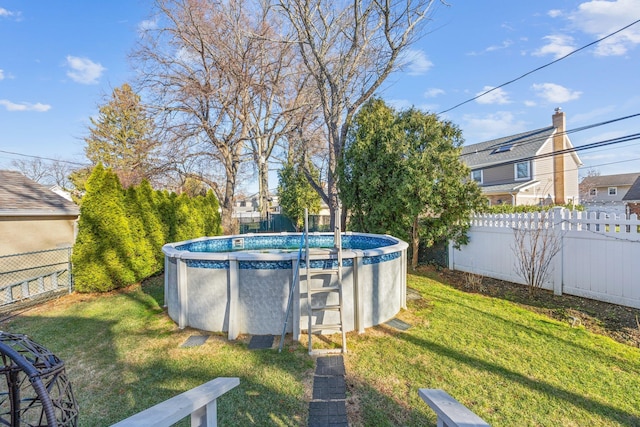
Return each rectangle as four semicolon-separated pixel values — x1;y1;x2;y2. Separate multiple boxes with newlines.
308;356;348;427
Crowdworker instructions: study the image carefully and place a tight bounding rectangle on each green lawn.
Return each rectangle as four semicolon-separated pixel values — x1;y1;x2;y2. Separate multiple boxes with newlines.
2;272;639;426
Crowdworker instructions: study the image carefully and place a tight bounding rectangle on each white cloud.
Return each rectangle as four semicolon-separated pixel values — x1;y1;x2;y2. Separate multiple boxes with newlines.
569;0;640;56
524;100;537;107
486;39;514;52
532;83;582;103
138;19;157;31
65;56;105;84
138;19;158;37
0;69;4;80
548;9;563;18
0;100;51;112
423;88;445;98
462;111;528;142
176;46;201;65
468;40;513;56
533;34;575;59
401;49;433;76
0;7;21;20
475;86;511;105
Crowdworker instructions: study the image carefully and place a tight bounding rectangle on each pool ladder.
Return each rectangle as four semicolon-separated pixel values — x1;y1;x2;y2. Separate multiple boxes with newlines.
278;207;347;355
305;207;347;355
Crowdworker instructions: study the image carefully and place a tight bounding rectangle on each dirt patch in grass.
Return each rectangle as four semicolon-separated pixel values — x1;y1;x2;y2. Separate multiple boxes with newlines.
415;266;640;348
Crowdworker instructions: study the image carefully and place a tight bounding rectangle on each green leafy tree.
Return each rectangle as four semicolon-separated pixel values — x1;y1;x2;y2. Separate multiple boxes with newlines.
277;160;321;230
84;83;158;188
340;98;485;268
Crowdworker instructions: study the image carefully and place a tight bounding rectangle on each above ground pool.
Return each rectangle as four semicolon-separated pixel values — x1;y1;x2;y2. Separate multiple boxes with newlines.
162;232;408;341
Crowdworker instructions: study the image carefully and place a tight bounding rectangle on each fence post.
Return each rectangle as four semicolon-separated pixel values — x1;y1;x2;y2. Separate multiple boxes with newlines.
552;207;564;296
67;246;73;294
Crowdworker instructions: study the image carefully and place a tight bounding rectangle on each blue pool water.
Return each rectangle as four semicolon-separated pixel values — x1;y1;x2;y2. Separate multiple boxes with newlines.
176;234;396;253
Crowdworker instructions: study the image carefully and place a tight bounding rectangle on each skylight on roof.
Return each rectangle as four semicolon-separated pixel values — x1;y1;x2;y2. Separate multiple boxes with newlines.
492;144;513;154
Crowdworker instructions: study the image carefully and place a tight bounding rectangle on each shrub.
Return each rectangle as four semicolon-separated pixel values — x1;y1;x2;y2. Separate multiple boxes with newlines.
72;166;222;292
73;165;138;292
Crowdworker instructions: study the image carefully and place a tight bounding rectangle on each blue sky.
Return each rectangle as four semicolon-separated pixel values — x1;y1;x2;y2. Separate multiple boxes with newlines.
1;0;639;191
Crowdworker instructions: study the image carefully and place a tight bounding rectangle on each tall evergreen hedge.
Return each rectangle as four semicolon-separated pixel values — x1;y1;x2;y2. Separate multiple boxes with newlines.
72;166;222;292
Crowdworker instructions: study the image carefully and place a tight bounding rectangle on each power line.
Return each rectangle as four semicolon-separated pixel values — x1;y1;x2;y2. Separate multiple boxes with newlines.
438;18;640;115
460;112;640;157
510;155;640;183
0;149;88;167
473;133;640;171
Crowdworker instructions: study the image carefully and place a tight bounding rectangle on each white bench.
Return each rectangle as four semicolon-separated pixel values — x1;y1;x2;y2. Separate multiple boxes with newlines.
111;377;239;427
418;389;490;427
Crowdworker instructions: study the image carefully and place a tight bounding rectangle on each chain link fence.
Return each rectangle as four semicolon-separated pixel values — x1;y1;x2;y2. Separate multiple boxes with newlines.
0;247;73;310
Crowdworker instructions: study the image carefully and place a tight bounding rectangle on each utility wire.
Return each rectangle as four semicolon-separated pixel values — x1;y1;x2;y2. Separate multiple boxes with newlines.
460;112;640;157
438;18;640;115
0;150;88;167
476;133;640;171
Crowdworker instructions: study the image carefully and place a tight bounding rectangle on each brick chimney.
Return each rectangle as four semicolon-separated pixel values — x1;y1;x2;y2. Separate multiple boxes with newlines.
552;108;566;204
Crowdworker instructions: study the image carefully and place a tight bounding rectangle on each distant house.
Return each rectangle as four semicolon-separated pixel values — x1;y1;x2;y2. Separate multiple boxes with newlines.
579;172;640;204
461;109;582;206
233;192;281;223
0;170;79;256
622;176;640;216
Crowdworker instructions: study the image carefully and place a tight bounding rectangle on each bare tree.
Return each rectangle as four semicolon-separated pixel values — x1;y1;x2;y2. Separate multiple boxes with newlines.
578;167;601;202
48;160;75;189
11;158;50;183
11;157;75;188
242;4;317;218
135;0;309;232
512;212;562;295
277;0;439;227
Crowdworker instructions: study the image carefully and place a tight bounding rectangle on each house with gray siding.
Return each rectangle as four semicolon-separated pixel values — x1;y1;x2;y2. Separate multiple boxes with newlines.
461;109;582;206
579;172;640;204
622;176;640;216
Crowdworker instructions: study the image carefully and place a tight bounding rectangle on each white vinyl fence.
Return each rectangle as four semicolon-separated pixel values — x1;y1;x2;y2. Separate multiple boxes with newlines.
449;207;640;309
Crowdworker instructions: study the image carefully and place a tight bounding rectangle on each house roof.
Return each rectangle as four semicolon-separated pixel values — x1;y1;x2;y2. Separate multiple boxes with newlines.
580;172;640;188
0;170;79;217
461;126;556;169
622;176;640;201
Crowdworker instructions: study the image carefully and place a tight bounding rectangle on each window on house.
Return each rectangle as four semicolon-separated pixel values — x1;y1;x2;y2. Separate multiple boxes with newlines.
589;188;597;196
515;161;530;180
608;187;617;196
471;170;482;184
240;201;246;207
